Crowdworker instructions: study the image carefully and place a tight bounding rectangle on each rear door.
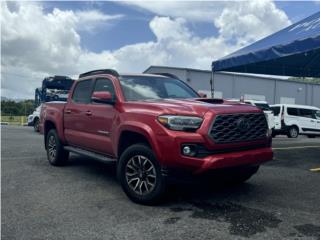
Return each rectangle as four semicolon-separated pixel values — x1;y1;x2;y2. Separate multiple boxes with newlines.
64;79;94;148
82;77;117;155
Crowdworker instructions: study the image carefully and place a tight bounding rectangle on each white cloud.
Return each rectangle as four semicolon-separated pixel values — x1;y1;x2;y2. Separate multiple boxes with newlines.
125;0;291;45
75;10;123;32
1;1;291;99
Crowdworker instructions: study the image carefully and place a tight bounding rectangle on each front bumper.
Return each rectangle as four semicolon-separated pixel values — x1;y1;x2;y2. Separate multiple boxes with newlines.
155;132;273;175
190;147;272;174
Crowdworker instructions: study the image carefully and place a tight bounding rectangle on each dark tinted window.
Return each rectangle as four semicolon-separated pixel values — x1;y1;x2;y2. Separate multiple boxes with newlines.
72;80;92;103
254;103;271;111
119;76;198;101
299;108;314;118
93;78;115;95
271;106;280;116
287;107;299;116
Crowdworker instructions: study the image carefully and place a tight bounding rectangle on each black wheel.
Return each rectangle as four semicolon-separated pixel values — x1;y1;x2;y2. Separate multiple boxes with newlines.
33;118;40;132
225;165;260;185
287;126;299;138
117;144;166;205
46;129;69;166
272;132;277;138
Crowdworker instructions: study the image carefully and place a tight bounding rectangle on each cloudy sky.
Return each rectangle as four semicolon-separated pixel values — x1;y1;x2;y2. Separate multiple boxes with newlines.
1;1;319;99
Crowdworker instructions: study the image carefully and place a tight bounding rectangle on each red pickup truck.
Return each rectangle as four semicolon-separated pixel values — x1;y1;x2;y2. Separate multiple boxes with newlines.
40;69;273;204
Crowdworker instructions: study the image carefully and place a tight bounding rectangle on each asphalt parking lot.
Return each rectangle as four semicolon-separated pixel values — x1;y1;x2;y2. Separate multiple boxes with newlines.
2;125;320;240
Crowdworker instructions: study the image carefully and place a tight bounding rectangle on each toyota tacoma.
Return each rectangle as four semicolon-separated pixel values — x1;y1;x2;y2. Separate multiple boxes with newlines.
40;69;273;204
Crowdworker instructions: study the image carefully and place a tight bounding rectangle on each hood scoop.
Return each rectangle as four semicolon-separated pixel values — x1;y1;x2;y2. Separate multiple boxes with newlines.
195;98;225;104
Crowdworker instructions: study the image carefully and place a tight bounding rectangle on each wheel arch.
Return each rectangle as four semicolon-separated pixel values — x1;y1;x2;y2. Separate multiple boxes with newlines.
115;123;162;162
44;120;56;149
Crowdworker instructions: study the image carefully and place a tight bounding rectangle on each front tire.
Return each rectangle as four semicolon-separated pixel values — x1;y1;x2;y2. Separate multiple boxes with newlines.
117;144;166;205
46;129;69;166
287;126;299;138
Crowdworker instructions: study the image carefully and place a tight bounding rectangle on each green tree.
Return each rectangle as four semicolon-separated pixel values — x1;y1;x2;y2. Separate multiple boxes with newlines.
1;100;35;116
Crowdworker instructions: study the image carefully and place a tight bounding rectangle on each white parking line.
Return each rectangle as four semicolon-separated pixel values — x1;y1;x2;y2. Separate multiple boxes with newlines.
310;167;320;172
273;146;320;150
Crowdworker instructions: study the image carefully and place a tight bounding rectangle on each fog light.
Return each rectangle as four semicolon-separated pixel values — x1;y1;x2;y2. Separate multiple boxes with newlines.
183;146;192;155
182;145;197;157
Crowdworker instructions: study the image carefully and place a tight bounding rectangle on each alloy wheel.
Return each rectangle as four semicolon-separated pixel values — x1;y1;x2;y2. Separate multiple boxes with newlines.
125;155;156;195
48;135;57;161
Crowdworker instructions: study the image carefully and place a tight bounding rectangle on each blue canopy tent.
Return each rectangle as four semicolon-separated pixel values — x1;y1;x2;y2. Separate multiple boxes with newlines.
212;11;320;78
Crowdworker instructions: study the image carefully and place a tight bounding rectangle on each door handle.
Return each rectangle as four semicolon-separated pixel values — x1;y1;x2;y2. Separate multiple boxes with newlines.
311;120;315;123
65;109;71;114
85;111;92;116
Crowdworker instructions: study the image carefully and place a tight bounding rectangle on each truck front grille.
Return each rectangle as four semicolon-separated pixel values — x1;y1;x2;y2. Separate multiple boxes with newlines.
209;113;268;144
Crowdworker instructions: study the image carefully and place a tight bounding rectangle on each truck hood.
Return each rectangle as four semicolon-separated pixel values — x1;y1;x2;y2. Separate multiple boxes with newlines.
125;98;261;116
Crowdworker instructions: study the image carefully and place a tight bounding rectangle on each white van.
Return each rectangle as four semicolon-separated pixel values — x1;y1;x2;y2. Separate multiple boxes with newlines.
270;104;320;138
243;100;275;130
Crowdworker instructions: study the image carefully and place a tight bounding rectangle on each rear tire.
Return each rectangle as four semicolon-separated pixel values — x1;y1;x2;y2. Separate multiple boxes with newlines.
46;129;69;166
287;126;299;138
117;144;166;205
33;118;40;132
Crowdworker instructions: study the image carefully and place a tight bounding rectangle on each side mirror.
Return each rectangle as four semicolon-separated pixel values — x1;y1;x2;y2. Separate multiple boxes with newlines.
91;91;115;104
198;91;207;98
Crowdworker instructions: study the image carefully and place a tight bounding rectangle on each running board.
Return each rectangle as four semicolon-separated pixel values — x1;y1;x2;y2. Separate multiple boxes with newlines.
64;146;117;163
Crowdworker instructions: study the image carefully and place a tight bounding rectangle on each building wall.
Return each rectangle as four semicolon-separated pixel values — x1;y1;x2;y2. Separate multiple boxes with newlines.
144;66;320;108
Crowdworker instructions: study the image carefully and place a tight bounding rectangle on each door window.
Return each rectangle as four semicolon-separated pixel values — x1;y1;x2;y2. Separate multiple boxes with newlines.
72;80;92;104
315;110;320;119
271;106;280;116
287;107;299;116
299;108;314;119
93;78;115;94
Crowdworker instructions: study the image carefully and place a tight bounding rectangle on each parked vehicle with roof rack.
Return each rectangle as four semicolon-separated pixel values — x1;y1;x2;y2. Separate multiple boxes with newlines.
270;104;320;138
40;69;273;204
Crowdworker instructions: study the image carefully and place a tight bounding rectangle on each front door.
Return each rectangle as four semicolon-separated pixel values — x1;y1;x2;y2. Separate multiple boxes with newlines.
82;77;117;155
298;108;317;133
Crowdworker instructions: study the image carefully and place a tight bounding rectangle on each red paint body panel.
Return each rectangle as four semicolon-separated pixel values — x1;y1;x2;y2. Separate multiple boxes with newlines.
40;73;273;174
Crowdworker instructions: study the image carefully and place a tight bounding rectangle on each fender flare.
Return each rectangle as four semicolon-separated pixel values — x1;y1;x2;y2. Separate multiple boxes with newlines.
113;122;163;161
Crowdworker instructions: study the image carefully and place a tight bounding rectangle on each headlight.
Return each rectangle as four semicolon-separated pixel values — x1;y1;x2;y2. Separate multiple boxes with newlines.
158;115;203;131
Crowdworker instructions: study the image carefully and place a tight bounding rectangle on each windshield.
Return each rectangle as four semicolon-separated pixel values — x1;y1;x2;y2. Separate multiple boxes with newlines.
119;76;199;101
254;103;271;111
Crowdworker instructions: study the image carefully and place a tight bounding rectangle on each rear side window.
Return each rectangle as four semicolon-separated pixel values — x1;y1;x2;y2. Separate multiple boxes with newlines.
72;80;92;104
93;78;115;95
299;108;314;118
287;107;299;116
271;106;280;116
